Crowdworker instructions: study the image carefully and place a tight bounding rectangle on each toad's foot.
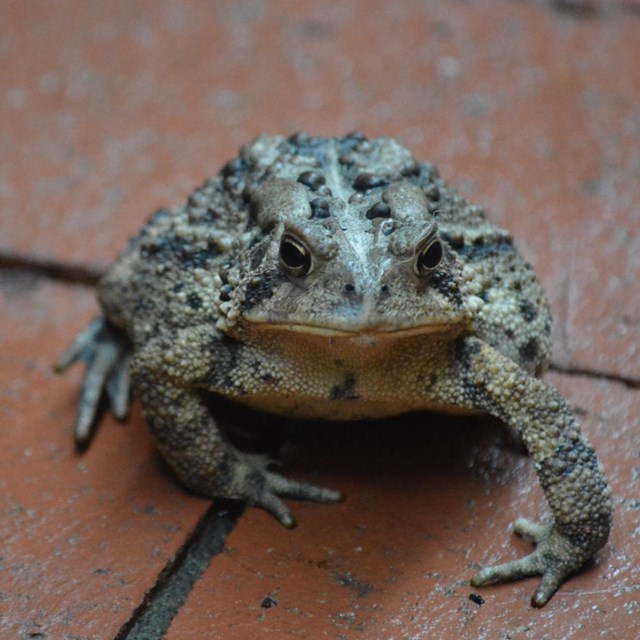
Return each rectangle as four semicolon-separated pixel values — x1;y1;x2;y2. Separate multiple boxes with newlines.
471;517;600;607
55;317;132;447
214;453;343;529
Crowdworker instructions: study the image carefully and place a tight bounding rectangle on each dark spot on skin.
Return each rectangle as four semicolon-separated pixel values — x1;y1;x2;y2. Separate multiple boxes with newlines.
564;512;611;550
538;439;600;497
248;359;262;376
365;202;391;219
520;300;538;323
424;183;441;201
345;131;368;143
330;374;358;400
353;173;388;191
139;241;160;258
338;132;369;156
298;171;326;191
453;235;514;261
287;132;326;158
355;140;372;153
439;231;464;250
187;293;202;310
310;197;331;219
381;219;395;236
430;271;463;307
207;334;245;394
158;237;219;269
240;273;276;311
339;152;357;166
221;157;248;177
288;132;312;146
419;373;439;390
454;338;482;366
401;162;421;177
219;284;233;301
519;337;540;362
469;593;485;606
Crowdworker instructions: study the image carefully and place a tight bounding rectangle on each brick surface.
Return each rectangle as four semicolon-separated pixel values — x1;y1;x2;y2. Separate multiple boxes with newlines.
167;372;640;639
1;0;638;638
0;277;208;639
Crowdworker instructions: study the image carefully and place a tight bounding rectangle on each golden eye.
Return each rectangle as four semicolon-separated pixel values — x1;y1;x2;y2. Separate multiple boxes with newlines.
279;233;313;276
415;238;443;276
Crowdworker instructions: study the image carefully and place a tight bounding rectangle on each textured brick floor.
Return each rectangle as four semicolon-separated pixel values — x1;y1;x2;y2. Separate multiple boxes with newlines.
1;1;638;638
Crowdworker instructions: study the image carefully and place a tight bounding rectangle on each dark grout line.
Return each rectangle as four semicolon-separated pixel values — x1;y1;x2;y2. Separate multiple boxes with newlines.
549;362;640;390
0;251;104;285
115;500;245;640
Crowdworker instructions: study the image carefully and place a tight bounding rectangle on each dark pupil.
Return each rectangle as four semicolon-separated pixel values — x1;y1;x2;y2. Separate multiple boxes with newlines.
419;240;443;270
280;238;309;270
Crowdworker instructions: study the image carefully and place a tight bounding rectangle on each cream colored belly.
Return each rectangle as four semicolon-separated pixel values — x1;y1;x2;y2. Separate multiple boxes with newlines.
215;327;482;421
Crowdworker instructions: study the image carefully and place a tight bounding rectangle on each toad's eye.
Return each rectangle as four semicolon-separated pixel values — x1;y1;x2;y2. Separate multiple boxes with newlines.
279;233;313;276
415;238;443;276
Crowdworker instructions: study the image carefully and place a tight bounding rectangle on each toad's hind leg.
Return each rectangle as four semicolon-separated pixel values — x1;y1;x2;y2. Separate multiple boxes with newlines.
55;317;132;447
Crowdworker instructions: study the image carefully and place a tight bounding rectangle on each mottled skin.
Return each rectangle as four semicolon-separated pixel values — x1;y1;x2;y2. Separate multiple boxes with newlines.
57;133;612;606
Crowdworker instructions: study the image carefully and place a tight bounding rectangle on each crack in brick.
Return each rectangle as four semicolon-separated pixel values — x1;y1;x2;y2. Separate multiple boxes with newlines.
114;500;244;640
549;362;640;390
0;250;104;285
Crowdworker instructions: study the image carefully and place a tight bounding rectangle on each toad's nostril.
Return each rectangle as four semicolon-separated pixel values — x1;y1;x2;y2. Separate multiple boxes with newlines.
380;284;390;294
343;283;356;294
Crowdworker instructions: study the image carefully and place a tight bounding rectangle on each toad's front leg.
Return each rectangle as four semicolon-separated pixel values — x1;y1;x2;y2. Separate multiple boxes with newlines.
131;329;341;527
442;337;612;607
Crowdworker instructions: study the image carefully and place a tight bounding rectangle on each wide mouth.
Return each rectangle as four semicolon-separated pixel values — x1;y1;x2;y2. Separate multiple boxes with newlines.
241;320;456;338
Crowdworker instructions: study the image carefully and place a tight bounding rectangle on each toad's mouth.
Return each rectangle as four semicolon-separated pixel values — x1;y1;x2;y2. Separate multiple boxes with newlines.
241;320;458;339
